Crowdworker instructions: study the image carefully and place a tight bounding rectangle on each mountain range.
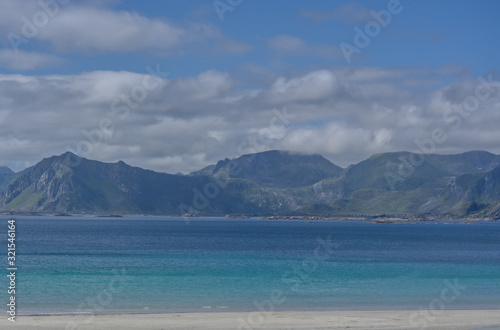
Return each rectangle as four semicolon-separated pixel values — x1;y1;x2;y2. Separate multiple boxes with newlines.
1;150;500;219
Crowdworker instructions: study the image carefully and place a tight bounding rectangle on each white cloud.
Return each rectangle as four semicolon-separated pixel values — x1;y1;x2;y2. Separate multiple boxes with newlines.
42;7;185;53
267;70;340;103
0;49;62;70
0;67;499;173
168;70;233;103
276;122;393;162
0;1;248;55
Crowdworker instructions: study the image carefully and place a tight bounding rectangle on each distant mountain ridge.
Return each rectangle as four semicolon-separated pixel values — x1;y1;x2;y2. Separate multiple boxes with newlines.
191;150;343;188
1;150;500;219
0;166;13;175
0;166;19;194
0;152;215;214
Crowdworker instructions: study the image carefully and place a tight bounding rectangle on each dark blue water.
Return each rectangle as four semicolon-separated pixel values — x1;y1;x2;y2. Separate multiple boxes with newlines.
1;216;499;315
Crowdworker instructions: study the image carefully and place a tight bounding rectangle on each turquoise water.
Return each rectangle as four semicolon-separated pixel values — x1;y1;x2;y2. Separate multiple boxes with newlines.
1;216;500;315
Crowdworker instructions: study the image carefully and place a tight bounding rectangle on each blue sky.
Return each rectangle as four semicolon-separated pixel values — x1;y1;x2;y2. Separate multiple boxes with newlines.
3;0;498;76
0;0;499;173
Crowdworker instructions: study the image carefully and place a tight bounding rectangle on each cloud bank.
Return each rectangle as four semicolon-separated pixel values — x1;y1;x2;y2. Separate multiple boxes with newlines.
0;66;499;173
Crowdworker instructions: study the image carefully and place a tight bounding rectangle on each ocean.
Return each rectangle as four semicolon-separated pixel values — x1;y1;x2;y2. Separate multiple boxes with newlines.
2;216;500;315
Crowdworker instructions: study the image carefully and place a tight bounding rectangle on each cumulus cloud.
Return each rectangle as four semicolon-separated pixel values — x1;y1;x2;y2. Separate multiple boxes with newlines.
0;66;499;173
42;7;184;53
267;70;340;103
282;122;393;153
0;1;248;55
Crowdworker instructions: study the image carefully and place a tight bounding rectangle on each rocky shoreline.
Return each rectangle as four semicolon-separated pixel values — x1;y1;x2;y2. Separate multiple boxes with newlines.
262;215;497;222
0;211;497;222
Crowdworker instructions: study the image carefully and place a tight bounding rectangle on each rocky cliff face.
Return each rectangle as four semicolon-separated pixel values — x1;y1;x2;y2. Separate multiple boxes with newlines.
1;153;98;212
0;152;213;213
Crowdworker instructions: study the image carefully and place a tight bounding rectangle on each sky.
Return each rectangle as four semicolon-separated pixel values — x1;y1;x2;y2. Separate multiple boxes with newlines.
0;0;499;173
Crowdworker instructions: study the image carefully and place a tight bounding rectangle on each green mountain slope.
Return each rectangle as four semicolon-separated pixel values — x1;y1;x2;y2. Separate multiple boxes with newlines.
1;150;500;218
425;150;500;175
192;150;343;188
0;152;216;214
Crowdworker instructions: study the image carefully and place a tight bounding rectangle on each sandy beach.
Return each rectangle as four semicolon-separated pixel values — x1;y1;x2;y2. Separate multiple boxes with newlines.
4;309;500;330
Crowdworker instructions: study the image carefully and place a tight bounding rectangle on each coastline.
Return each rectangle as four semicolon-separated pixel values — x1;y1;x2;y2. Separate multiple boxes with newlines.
5;309;500;329
2;212;499;222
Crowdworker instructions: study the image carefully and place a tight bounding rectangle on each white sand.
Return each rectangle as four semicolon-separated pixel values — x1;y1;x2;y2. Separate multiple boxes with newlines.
4;309;500;329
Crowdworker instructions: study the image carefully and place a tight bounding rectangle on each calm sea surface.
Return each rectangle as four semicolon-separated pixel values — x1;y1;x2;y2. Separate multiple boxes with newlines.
1;216;499;315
